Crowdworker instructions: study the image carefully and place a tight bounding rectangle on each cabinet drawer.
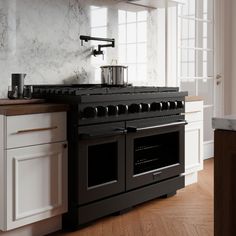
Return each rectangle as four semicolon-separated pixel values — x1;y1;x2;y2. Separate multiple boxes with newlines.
6;112;66;149
185;101;203;122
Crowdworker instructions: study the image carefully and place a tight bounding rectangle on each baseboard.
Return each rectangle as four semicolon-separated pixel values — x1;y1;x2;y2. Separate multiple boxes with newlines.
0;216;61;236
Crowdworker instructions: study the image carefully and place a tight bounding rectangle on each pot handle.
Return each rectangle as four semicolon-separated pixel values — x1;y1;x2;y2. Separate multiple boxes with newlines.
126;67;128;85
110;59;118;65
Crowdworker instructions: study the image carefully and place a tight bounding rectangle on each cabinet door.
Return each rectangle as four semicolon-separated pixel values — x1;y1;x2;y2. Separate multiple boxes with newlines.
185;121;203;174
5;142;67;231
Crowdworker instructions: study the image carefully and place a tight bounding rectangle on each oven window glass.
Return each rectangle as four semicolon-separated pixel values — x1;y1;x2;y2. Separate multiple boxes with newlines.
134;132;179;175
88;142;118;188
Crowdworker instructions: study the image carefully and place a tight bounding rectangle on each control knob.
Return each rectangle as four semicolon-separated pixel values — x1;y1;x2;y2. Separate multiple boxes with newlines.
107;105;119;116
97;106;108;117
83;106;98;118
162;101;170;110
169;101;178;109
177;100;185;109
118;104;128;115
150;102;162;111
141;103;150;112
128;104;142;113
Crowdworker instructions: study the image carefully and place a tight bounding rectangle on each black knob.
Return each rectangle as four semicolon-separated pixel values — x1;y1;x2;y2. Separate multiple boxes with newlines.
170;101;178;109
118;104;128;115
107;105;118;116
162;101;170;110
150;102;162;111
128;104;142;113
177;101;185;109
141;103;150;112
97;106;108;117
83;106;98;118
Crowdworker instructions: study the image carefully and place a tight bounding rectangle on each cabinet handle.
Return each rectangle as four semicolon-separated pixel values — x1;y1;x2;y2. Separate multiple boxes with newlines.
182;111;202;115
16;126;58;134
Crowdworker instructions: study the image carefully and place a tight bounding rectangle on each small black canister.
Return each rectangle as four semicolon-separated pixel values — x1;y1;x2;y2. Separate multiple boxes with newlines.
11;73;26;99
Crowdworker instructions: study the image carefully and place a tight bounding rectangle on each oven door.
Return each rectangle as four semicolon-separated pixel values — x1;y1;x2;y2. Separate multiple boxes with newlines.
78;122;126;205
126;117;185;191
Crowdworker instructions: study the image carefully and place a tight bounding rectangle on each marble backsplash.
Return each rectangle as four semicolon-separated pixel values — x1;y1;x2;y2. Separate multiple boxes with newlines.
0;0;160;98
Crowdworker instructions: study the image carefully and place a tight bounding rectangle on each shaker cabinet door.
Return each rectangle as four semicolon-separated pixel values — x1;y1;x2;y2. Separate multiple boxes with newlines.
185;121;203;174
4;142;67;231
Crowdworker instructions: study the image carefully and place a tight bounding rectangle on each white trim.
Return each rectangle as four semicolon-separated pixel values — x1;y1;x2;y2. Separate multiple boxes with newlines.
213;0;225;117
178;15;213;23
204;140;214;159
0;115;5;230
185;172;198;186
178;46;213;51
165;0;168;86
178;76;214;80
204;104;214;108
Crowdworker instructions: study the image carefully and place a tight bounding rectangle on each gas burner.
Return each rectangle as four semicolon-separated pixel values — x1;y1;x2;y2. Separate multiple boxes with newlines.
32;84;179;97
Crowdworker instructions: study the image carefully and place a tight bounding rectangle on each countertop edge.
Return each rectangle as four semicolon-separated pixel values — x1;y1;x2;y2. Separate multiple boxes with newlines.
0;103;70;116
185;96;204;102
212;116;236;131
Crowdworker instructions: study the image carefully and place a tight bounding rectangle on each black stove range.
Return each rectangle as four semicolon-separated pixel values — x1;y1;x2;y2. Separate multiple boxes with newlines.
33;84;186;124
33;84;188;230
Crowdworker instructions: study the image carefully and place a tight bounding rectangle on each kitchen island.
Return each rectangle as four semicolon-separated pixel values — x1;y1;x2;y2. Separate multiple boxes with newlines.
212;115;236;236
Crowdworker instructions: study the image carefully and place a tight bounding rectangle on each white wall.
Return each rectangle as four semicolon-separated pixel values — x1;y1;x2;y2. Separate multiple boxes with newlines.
0;0;92;98
217;0;233;115
230;0;236;114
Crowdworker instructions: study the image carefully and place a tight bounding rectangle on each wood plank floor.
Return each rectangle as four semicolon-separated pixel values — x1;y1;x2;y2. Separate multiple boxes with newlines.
53;159;213;236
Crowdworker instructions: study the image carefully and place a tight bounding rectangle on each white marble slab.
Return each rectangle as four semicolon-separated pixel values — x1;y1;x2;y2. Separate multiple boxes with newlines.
212;115;236;131
0;0;161;98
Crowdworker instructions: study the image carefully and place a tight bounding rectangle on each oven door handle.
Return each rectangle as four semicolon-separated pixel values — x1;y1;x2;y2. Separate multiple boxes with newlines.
127;121;187;133
79;128;127;140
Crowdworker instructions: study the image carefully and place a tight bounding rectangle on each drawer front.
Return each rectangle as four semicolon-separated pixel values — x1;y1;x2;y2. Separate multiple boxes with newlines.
185;101;203;122
7;112;66;149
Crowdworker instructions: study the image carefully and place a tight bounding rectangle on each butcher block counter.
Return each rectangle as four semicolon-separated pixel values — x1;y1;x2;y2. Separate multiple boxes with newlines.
0;99;69;116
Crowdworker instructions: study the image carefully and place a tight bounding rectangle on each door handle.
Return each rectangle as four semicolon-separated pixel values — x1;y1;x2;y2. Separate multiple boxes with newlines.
79;128;127;140
127;121;187;133
216;74;222;85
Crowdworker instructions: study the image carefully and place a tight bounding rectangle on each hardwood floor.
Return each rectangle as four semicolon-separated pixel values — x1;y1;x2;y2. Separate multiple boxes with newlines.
53;159;213;236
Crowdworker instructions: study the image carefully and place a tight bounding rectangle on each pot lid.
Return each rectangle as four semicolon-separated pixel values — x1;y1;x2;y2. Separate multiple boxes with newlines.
100;65;128;68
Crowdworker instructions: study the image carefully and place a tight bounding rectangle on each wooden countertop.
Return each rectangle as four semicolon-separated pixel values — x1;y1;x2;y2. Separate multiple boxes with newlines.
185;96;204;102
0;103;70;116
0;98;46;105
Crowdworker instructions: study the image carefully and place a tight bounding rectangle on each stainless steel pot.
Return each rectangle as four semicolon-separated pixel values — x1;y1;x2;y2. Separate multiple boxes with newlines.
101;65;128;86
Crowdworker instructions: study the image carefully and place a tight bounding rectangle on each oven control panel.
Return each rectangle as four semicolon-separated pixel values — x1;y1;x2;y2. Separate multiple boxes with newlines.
79;100;185;120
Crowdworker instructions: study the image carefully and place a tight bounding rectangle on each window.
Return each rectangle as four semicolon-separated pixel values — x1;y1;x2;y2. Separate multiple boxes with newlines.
178;0;214;146
118;10;148;86
90;6;108;83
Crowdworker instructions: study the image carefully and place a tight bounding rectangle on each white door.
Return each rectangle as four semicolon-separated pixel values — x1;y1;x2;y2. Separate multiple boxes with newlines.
178;0;223;159
5;142;68;231
214;0;224;117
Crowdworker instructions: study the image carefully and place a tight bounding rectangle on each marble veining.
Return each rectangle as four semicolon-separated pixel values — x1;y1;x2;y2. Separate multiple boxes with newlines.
212;115;236;131
0;8;7;50
0;0;161;98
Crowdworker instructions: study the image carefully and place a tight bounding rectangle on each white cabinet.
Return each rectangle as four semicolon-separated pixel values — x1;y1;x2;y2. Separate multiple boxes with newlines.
184;100;203;186
0;112;67;231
